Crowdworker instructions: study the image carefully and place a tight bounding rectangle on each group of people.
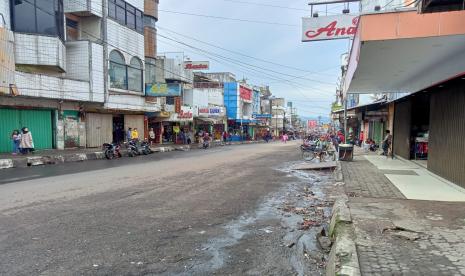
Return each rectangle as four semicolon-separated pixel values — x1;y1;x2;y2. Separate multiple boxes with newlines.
10;127;34;155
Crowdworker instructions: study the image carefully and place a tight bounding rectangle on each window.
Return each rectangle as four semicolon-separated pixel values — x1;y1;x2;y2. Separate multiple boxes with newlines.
108;0;144;34
136;10;143;33
145;57;157;85
109;50;127;90
10;0;64;40
144;15;157;29
128;57;143;92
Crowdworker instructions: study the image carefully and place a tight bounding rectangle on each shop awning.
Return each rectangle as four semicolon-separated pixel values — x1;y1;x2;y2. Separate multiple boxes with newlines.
344;10;465;96
196;117;223;124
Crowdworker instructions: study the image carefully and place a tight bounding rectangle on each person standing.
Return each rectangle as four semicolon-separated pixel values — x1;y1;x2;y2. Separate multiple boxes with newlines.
382;130;392;156
11;130;21;155
126;128;132;142
131;128;139;141
20;127;34;154
148;127;156;145
222;131;228;144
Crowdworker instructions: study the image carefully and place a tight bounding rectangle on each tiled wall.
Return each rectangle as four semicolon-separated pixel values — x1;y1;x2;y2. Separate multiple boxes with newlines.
105;94;161;111
64;0;103;17
14;34;66;70
107;19;145;64
0;0;10;29
91;43;105;102
66;41;90;81
15;72;99;102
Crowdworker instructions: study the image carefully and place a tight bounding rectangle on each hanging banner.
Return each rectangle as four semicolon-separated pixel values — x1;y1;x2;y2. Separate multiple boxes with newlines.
302;15;359;42
145;83;182;97
175;97;182;113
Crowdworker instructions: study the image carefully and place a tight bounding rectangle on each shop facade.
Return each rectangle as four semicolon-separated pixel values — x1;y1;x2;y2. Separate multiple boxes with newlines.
195;106;227;141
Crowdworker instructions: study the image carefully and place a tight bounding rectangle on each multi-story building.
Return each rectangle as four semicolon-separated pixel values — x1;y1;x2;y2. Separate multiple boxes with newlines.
342;0;465;187
0;0;163;152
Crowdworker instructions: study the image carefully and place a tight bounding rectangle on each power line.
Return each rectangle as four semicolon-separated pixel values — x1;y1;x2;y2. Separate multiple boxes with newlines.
220;0;311;11
158;9;299;27
158;25;339;77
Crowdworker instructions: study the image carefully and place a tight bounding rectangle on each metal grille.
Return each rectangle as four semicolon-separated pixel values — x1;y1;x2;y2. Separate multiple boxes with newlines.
429;84;465;188
393;100;411;159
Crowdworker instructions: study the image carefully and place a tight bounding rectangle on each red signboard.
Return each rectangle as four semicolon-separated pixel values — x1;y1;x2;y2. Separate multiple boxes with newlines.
308;120;318;128
175;97;181;113
239;85;252;101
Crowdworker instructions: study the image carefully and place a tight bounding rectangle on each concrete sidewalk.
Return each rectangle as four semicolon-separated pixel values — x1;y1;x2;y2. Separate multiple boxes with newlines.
327;152;465;275
0;140;266;170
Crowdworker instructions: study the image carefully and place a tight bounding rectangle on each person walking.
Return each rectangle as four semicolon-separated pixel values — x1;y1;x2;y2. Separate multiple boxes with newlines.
282;133;289;143
222;131;228;144
382;130;392;156
11;130;21;155
20;127;34;154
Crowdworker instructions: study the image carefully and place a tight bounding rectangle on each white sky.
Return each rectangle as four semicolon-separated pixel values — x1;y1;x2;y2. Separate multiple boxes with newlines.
158;0;353;118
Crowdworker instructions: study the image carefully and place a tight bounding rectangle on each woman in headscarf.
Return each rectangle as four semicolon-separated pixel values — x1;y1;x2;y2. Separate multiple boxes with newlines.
20;127;34;154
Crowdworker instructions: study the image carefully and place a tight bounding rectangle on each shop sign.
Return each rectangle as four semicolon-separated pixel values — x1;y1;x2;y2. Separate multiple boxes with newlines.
199;106;224;117
173;126;180;133
239;85;252;102
184;61;210;70
252;113;272;119
302;15;359;42
308;120;318;128
175;97;182;113
145;83;182;97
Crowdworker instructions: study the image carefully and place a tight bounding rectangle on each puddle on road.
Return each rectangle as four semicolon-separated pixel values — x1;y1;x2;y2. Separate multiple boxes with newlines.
182;161;337;276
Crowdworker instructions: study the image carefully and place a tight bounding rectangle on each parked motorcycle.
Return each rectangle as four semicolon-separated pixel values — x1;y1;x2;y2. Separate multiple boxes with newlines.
127;139;152;157
103;143;122;160
126;140;139;157
202;140;210;149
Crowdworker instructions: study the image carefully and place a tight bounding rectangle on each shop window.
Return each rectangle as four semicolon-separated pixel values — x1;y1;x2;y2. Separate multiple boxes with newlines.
128;57;143;92
10;0;64;40
108;0;144;34
109;50;127;90
145;57;157;85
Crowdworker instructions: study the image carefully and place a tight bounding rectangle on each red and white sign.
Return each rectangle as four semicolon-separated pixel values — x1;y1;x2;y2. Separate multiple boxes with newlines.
239;85;252;102
307;120;318;129
302;15;359;42
184;61;210;70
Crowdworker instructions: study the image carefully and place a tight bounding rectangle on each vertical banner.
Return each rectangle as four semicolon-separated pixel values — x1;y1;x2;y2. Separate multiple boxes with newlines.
175;97;181;113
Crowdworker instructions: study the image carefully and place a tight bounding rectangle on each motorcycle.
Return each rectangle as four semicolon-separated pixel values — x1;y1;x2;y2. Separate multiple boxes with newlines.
103;143;122;160
127;139;152;157
202;140;210;149
140;139;153;155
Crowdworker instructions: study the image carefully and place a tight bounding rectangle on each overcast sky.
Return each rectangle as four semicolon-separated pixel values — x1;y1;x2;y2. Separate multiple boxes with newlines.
158;0;352;118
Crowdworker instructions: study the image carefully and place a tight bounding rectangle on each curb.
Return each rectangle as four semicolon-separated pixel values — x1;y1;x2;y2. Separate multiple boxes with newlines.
326;187;360;275
0;140;269;170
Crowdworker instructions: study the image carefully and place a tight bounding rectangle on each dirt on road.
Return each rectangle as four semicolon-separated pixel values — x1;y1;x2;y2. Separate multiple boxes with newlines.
0;142;338;275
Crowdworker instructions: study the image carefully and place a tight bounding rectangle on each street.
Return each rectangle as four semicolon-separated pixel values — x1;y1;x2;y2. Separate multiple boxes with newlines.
0;142;334;275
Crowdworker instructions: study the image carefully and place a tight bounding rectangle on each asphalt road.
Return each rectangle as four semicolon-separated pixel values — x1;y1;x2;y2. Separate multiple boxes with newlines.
0;141;329;275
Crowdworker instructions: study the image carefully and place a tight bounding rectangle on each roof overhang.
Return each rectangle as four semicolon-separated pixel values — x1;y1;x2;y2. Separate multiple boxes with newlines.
344;10;465;96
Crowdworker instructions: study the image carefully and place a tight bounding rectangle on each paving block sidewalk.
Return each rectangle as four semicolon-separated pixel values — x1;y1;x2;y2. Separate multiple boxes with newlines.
328;153;465;275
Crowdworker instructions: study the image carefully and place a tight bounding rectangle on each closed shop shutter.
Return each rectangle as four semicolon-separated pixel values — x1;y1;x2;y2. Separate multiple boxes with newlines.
0;108;53;153
393;100;411;159
124;115;145;138
63;111;80;148
429;85;465;188
86;113;113;147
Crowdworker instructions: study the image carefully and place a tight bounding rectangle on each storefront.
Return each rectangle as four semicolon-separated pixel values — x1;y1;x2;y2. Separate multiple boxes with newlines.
195;106;227;140
162;106;194;144
0;108;54;152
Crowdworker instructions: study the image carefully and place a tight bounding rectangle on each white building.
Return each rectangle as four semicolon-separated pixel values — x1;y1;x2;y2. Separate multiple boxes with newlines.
0;0;165;151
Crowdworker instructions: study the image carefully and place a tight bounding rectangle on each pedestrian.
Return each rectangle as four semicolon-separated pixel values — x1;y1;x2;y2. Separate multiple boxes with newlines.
382;130;392;156
283;133;289;143
148;127;156;145
131;128;139;141
126;127;132;142
11;130;21;155
222;131;228;144
20;127;34;154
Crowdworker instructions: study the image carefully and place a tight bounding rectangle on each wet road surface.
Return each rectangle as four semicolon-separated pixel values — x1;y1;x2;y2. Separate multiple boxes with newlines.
0;142;334;275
